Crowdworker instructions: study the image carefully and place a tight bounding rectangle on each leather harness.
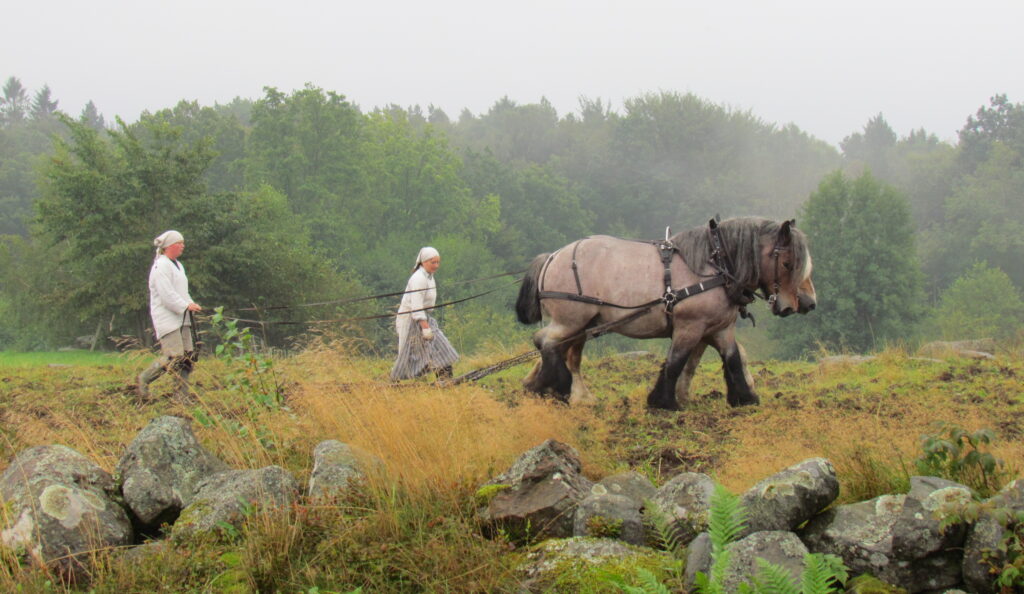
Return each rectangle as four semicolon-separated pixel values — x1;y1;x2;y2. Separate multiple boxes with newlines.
537;229;729;315
535;219;792;327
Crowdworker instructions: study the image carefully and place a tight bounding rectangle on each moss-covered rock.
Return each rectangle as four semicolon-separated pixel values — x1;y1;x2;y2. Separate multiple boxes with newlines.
517;536;682;593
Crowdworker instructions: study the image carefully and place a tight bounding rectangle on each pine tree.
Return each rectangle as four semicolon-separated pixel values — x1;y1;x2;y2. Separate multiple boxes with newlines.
31;84;59;120
1;76;29;125
79;100;105;131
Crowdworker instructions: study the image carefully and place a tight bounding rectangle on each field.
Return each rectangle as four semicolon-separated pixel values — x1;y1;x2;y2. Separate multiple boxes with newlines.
0;341;1022;592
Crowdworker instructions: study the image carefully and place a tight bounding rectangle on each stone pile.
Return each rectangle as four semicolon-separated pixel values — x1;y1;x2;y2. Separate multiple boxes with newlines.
0;416;375;579
476;439;1019;593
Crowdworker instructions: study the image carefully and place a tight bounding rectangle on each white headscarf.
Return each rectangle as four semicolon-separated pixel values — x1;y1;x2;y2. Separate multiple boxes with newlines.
414;246;440;270
153;230;184;258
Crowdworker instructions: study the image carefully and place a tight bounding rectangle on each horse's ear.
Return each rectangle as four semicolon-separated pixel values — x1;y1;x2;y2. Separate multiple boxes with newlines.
709;218;718;229
779;220;794;246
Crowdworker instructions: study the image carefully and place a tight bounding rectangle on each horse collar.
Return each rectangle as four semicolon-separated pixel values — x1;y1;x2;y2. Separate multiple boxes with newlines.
707;222;745;303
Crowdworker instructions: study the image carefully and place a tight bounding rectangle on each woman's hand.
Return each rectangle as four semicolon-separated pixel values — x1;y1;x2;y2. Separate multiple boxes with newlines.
187;302;202;312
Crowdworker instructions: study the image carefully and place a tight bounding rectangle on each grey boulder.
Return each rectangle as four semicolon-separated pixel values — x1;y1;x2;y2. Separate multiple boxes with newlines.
116;415;229;529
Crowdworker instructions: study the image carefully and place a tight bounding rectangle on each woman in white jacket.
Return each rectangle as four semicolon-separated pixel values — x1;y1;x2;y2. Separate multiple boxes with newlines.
390;246;459;381
136;230;202;401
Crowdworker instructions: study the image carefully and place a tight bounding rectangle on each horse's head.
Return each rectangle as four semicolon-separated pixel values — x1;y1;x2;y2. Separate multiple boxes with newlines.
760;220;816;317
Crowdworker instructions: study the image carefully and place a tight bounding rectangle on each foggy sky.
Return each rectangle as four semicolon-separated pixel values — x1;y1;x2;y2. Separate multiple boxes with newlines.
4;0;1022;146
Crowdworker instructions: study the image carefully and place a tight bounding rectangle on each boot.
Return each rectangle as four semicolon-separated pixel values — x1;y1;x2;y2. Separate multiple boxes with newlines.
136;360;165;402
173;369;193;403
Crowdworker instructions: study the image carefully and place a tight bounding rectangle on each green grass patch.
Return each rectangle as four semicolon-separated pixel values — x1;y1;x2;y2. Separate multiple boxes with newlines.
0;350;134;368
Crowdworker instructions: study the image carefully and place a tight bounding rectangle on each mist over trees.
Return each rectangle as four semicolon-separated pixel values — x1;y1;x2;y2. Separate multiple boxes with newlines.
0;74;1021;355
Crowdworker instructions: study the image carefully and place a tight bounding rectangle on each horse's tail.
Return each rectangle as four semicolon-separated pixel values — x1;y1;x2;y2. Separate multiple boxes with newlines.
516;253;549;324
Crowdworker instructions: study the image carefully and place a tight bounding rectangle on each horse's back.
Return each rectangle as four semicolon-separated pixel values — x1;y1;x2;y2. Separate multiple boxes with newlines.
542;235;696;302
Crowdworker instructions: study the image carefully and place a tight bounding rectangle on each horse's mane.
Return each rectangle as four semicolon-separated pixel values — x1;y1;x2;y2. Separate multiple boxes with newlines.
671;217;810;298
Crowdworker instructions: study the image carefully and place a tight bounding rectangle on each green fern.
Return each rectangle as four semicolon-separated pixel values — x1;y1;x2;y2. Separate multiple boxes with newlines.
695;484;747;594
642;499;686;554
801;553;848;593
631;484;850;594
606;568;673;594
748;558;800;593
707;484;748;551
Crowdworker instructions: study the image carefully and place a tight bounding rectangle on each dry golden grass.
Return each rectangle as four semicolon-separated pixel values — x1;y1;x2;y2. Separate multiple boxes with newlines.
711;350;1024;498
283;345;607;501
2;343;1021;500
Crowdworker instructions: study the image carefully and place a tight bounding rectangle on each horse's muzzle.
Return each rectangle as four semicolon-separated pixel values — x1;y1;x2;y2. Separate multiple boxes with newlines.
797;295;816;314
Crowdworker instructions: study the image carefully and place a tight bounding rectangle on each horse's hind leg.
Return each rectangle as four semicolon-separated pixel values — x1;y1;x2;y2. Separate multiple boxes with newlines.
674;340;708;405
522;359;543;389
523;325;572;399
708;330;759;407
565;338;595;406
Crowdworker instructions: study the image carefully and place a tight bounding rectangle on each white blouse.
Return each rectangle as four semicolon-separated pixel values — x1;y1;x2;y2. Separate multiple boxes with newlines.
148;255;193;339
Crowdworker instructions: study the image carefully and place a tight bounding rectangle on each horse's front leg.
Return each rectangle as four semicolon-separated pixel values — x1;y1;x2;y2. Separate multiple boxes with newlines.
707;328;759;407
674;340;708;405
647;328;702;410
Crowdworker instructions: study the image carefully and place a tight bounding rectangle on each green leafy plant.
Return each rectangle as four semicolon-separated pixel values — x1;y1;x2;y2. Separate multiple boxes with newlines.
586;515;624;539
915;422;1011;497
210;306;286;410
940;499;1024;590
993;515;1024;590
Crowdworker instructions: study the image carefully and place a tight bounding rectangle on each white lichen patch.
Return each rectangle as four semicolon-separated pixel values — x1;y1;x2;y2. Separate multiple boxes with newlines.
1;508;35;547
39;485;105;529
923;486;972;513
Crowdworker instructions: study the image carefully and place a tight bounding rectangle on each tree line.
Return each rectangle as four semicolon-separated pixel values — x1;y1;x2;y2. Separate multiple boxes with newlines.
1;76;1021;356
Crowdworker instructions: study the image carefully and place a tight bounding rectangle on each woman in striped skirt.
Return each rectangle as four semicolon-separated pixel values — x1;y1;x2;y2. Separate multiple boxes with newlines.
390;247;459;381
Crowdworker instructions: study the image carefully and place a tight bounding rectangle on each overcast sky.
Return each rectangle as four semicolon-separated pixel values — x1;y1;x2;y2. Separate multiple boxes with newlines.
4;0;1022;147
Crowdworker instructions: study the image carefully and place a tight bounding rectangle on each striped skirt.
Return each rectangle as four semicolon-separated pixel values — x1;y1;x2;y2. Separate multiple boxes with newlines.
390;317;459;381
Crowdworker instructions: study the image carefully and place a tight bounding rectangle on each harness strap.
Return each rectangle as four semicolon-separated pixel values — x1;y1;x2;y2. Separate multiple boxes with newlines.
671;275;726;300
538;291;661;309
658;240;676;299
539;274;726;311
570;239;585;295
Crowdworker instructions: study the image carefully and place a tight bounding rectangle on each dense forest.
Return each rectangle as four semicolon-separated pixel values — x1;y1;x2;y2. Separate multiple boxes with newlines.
1;76;1021;357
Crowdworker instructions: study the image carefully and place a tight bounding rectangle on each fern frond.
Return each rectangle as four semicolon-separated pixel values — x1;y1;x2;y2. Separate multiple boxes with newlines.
708;484;747;550
801;553;849;593
605;568;672;594
634;568;672;594
751;557;800;594
643;499;685;554
707;547;731;594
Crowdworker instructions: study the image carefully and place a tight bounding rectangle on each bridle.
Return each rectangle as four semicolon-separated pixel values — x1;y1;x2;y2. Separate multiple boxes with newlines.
709;218;795;313
762;221;797;309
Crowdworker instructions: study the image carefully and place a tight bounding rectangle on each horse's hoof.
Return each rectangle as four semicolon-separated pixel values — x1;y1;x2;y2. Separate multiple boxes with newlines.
646;404;681;412
646;395;681;411
728;392;760;407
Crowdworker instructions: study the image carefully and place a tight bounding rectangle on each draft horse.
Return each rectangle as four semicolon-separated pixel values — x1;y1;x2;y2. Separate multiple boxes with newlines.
515;217;816;410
